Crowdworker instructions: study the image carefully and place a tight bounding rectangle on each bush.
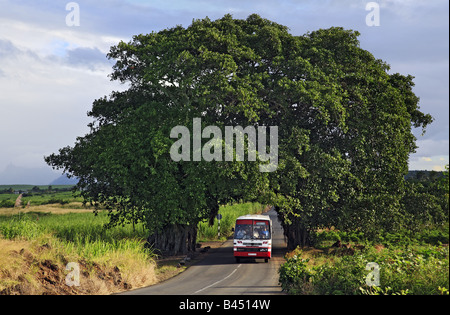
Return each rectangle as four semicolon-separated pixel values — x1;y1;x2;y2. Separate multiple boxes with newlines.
278;245;449;295
417;226;449;245
311;255;367;295
367;246;449;295
45;198;69;205
314;230;366;246
0;199;15;208
278;251;312;295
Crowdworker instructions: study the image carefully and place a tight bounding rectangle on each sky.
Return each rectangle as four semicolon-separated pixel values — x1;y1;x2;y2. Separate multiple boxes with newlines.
0;0;448;184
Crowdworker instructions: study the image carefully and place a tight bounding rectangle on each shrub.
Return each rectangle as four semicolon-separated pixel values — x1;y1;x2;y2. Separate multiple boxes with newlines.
278;251;312;295
311;255;367;295
0;199;15;208
278;245;449;295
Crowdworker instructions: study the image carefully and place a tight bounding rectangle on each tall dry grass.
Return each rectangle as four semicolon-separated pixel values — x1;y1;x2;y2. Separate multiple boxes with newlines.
0;209;156;294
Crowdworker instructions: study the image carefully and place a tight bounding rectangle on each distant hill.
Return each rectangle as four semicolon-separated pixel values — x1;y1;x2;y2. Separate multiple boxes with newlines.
0;164;60;185
49;174;79;185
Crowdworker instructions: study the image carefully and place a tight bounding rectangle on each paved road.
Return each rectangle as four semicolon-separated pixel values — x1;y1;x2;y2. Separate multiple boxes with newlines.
120;208;287;295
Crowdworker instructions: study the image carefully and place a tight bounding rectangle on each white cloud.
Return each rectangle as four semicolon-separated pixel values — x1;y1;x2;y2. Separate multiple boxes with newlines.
0;35;123;172
432;165;445;171
409;154;449;171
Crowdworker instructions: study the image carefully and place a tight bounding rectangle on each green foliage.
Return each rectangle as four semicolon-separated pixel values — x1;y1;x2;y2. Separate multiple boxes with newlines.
278;245;449;295
278;251;312;295
0;199;16;208
311;255;367;295
416;225;449;245
315;230;366;245
363;246;449;295
359;286;411;295
402;177;448;231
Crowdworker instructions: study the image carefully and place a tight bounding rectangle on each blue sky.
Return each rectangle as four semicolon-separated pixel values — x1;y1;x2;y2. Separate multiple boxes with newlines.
0;0;448;184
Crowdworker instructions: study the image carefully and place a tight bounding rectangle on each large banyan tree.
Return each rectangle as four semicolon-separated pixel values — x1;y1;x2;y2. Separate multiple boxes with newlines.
46;14;432;253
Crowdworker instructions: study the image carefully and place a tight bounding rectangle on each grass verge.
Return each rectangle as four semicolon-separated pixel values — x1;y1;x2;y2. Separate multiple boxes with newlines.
0;209;156;295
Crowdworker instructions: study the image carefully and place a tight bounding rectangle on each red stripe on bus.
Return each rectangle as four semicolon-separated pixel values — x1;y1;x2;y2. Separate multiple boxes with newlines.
236;219;253;225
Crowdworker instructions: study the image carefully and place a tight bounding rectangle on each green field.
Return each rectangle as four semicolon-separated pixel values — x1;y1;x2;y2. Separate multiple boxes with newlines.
0;184;264;241
0;185;76;191
0;187;82;208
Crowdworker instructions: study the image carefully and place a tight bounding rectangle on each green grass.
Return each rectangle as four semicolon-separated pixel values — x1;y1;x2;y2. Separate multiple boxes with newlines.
0;190;83;207
0;211;150;260
0;209;157;294
0;211;145;238
0;184;76;191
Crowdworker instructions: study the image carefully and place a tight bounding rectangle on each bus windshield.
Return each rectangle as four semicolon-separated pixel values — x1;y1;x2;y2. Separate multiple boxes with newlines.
234;220;270;240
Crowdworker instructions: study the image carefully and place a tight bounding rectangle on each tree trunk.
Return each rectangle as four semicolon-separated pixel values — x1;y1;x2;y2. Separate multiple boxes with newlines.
147;223;197;256
276;208;312;249
283;222;312;249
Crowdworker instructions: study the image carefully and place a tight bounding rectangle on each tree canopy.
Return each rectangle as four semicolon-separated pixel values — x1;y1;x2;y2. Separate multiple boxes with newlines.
45;14;433;253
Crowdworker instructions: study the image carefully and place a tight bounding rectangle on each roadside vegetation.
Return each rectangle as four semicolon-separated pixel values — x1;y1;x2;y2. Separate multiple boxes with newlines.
0;188;263;295
278;169;449;295
279;228;449;295
0;206;155;295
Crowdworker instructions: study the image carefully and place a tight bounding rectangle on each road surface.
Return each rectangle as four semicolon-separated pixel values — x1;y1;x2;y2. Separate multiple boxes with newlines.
120;208;287;295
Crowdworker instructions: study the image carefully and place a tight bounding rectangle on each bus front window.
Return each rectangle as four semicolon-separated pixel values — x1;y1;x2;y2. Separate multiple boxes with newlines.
253;223;270;240
234;224;252;239
235;219;271;240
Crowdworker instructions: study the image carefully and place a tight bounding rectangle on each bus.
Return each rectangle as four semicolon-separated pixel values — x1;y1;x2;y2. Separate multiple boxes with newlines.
233;214;272;263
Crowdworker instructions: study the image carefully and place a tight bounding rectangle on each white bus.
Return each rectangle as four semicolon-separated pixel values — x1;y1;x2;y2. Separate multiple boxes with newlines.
233;214;272;263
